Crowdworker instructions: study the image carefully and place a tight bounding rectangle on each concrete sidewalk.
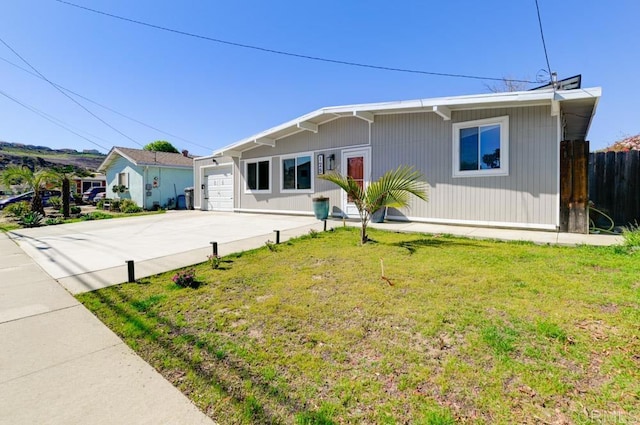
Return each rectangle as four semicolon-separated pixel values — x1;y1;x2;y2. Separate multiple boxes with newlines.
0;233;216;425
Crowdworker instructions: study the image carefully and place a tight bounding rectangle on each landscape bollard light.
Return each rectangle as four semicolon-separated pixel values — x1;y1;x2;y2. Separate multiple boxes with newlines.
274;230;280;244
126;260;135;283
210;241;218;257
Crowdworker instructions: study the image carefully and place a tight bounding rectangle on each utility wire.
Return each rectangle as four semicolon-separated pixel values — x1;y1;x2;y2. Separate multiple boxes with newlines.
0;88;109;151
55;0;538;84
0;55;212;151
0;35;144;148
534;0;552;81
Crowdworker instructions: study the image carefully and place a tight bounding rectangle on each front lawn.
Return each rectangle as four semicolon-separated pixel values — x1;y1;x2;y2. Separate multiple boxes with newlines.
77;227;640;424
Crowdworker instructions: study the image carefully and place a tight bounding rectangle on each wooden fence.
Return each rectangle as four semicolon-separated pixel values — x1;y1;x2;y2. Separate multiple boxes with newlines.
588;150;640;226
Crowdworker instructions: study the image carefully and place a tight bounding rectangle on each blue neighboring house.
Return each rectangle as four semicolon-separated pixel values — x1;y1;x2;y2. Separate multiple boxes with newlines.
98;147;194;210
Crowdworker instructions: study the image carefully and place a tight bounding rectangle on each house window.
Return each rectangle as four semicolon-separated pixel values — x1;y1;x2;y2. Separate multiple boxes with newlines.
282;153;312;192
245;159;270;192
118;172;129;187
452;116;509;177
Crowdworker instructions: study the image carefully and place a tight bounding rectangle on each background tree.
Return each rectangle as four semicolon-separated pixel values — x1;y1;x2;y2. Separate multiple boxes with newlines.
51;165;75;218
143;140;179;153
603;134;640;152
0;165;59;215
484;76;530;93
320;165;428;244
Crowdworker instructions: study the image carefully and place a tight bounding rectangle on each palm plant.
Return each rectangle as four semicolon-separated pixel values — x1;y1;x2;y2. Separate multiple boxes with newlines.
0;165;60;215
319;165;428;244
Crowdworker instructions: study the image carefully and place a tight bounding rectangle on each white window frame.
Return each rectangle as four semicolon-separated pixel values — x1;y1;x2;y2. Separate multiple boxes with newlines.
243;157;272;194
452;115;509;178
280;152;314;194
117;172;129;187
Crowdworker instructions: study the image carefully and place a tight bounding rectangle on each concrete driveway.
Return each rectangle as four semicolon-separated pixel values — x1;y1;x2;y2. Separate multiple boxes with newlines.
8;211;321;294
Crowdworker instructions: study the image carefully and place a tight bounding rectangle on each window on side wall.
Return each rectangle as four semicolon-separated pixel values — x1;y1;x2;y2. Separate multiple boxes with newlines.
245;159;270;193
118;172;129;187
452;116;509;177
281;153;312;192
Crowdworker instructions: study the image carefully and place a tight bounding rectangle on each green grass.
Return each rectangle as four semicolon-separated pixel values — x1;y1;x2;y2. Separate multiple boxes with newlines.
77;227;640;424
0;222;21;232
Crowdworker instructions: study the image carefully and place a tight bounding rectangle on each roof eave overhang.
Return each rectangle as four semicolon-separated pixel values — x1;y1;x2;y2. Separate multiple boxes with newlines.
212;87;602;156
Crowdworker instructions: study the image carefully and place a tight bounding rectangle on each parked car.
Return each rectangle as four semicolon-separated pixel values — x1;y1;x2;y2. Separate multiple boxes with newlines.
0;190;72;210
82;187;106;203
0;191;33;210
92;191;106;205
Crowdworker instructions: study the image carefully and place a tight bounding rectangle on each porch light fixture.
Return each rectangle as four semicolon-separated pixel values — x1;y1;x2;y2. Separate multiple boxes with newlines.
327;154;335;171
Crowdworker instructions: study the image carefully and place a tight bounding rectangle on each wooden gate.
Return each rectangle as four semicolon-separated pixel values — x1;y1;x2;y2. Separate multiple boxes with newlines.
560;140;589;233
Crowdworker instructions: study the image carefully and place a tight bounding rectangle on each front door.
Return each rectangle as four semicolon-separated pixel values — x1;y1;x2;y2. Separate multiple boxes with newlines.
342;148;370;217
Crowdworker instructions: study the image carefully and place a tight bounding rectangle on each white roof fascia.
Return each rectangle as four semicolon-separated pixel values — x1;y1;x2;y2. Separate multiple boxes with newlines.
582;89;601;137
213;88;601;156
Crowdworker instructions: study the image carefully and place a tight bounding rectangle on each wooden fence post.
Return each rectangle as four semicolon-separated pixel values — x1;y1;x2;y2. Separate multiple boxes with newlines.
560;140;589;233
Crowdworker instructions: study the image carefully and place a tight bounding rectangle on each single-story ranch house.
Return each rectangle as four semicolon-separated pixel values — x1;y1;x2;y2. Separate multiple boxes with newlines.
194;87;600;232
99;147;194;210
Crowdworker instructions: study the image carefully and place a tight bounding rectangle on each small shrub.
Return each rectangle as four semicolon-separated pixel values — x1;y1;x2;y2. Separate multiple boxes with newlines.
19;212;44;228
120;199;142;213
622;221;640;252
70;205;81;214
81;211;113;221
265;239;277;252
308;229;319;238
96;198;107;209
4;201;30;218
47;196;62;209
208;254;221;269
172;268;198;288
45;217;64;226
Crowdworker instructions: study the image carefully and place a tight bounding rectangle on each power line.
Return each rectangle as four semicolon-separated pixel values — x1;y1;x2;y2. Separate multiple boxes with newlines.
534;0;552;81
0;88;109;151
0;55;212;152
55;0;538;84
0;35;145;148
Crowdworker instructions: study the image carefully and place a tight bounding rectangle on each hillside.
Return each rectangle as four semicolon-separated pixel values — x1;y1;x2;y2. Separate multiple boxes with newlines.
0;141;106;176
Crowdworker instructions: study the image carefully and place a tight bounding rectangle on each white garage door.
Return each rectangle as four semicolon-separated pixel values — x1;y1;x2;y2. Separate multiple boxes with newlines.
206;166;233;211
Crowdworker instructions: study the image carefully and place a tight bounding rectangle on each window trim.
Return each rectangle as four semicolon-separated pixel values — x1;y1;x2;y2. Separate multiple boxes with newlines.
117;172;129;187
243;157;272;194
280;152;314;194
452;115;509;178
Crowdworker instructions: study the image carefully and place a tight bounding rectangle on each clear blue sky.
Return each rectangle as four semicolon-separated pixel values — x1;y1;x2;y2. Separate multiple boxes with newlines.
0;0;637;156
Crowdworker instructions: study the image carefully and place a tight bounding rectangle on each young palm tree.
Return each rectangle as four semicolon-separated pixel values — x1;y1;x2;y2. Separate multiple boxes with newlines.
320;165;428;244
0;165;60;215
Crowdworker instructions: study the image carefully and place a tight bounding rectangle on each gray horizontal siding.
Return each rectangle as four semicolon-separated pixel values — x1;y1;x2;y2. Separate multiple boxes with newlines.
372;106;558;226
238;117;368;213
229;105;558;227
